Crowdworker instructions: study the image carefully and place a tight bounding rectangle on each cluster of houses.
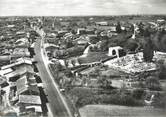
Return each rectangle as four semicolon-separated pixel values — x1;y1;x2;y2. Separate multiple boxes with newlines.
39;17;166;91
30;17;166;90
0;57;46;116
0;18;46;116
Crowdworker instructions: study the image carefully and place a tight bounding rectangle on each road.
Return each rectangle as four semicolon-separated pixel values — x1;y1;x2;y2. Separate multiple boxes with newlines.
34;38;72;117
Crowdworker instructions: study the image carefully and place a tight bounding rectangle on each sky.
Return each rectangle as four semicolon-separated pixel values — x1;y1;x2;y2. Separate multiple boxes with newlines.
0;0;166;16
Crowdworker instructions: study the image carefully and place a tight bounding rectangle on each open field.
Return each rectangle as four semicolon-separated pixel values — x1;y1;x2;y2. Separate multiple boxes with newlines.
79;105;166;117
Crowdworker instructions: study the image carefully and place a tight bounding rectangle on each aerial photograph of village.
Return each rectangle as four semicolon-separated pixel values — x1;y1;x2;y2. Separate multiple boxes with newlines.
0;0;166;117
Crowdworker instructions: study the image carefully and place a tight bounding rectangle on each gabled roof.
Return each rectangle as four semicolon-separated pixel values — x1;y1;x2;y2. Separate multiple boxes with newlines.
16;76;28;94
16;74;39;95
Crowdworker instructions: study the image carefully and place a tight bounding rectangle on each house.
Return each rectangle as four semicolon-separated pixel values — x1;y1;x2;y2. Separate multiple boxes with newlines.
157;19;165;24
5;65;34;82
0;68;13;76
60;21;70;26
15;31;26;38
46;32;57;38
11;48;30;58
111;79;124;88
16;95;42;114
63;33;73;40
1;57;32;70
15;38;30;47
108;46;126;58
57;30;68;38
10;72;40;108
86;34;98;44
96;21;108;26
109;26;117;32
0;55;11;62
77;28;95;35
16;31;26;35
17;94;41;105
25;105;43;114
15;38;29;45
74;36;89;45
71;78;83;87
65;58;81;68
16;75;39;95
77;28;86;35
44;43;59;50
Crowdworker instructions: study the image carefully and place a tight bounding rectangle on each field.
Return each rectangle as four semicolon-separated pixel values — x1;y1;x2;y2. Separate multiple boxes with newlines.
79;105;166;117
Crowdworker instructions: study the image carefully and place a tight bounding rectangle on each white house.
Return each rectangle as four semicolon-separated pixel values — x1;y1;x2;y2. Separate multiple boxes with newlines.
108;46;124;58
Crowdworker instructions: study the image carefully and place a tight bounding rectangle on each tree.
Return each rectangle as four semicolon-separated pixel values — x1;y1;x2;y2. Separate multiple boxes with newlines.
132;89;145;100
64;38;74;48
157;60;166;79
116;22;122;33
143;37;154;62
97;76;112;89
100;40;109;52
152;92;166;108
126;39;139;52
130;24;135;33
146;76;161;90
69;88;98;107
138;22;144;36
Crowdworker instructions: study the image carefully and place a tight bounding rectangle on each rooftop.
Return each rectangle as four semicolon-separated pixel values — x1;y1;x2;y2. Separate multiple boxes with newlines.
18;95;41;105
12;48;30;58
0;68;13;76
5;65;34;78
1;57;32;70
25;105;42;113
16;74;39;95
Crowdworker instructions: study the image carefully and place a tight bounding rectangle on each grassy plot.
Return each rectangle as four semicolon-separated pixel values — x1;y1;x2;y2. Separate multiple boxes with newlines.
79;105;166;117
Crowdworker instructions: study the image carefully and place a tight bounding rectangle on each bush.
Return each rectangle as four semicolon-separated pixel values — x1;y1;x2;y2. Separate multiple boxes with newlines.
100;93;143;106
69;88;144;108
132;89;145;100
69;88;99;107
157;60;166;80
76;96;99;107
146;76;161;91
152;93;166;108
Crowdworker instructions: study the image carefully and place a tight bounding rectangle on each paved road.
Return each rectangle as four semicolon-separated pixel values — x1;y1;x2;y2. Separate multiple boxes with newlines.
34;38;72;117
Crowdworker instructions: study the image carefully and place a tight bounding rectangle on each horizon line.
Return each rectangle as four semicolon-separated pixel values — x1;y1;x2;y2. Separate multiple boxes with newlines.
0;14;166;17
